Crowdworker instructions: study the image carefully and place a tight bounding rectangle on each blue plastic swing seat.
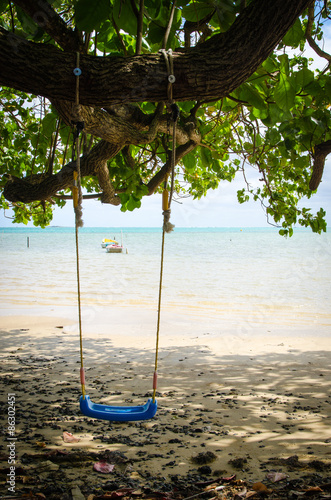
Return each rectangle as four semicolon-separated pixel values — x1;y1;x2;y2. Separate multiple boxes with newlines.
80;394;158;422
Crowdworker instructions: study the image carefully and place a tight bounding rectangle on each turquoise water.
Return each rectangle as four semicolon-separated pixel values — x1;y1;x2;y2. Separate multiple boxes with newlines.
0;227;330;334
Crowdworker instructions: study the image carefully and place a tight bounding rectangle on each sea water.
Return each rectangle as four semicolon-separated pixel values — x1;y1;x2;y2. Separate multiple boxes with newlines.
0;227;330;336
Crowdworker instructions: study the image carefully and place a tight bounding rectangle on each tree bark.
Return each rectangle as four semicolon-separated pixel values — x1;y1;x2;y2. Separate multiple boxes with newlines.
0;0;313;206
309;140;331;190
11;0;82;51
0;0;311;106
3;140;121;203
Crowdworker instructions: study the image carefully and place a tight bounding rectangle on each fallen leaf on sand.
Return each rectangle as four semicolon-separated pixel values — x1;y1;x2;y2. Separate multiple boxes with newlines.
304;486;323;495
252;482;272;493
246;491;257;498
222;474;236;482
63;431;80;443
266;472;288;482
93;461;115;473
234;486;247;498
35;441;46;448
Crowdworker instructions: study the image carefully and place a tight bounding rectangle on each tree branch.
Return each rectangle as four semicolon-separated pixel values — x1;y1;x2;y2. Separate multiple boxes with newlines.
52;100;198;146
12;0;82;52
305;1;331;63
136;0;144;55
96;162;121;205
0;0;312;106
3;140;122;204
184;10;215;48
162;0;177;50
309;139;331;190
112;15;128;56
147;140;197;194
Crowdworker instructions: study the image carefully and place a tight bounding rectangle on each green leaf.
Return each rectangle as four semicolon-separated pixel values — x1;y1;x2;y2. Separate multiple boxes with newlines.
237;188;249;204
274;73;295;111
199;146;211;168
144;0;163;18
182;152;196;172
41;112;57;138
294;67;315;89
278;54;289;75
148;22;166;45
262;56;278;73
323;77;331;101
282;18;304;48
113;0;138;34
75;0;111;33
181;2;214;22
212;1;236;32
266;128;281;144
97;20;115;43
239;83;267;110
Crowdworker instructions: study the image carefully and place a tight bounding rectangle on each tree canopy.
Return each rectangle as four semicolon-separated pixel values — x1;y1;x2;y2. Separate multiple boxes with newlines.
0;0;330;235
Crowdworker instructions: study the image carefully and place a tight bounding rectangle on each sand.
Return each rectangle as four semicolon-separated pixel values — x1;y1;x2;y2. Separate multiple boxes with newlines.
0;307;330;498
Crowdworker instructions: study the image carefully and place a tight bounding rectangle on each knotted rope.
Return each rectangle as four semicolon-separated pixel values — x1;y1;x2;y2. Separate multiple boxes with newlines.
158;48;179;234
72;52;84;228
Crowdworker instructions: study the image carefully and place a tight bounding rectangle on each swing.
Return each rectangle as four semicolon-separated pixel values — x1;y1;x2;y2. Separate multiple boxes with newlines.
72;51;177;422
79;395;157;422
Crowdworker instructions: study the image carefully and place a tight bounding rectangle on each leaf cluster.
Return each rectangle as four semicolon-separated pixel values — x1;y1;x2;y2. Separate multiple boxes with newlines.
0;0;330;235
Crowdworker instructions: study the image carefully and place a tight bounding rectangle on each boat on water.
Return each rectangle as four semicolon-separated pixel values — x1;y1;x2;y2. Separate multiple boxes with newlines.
101;233;127;253
101;238;118;248
106;243;124;253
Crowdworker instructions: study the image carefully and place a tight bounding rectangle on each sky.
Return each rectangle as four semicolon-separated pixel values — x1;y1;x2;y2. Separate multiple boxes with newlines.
1;13;330;229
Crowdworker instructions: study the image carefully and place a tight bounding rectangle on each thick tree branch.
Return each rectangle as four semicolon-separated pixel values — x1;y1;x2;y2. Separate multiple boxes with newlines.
184;10;215;48
309;139;331;190
3;140;121;204
12;0;82;52
96;162;121;205
2;134;198;204
147;140;197;195
0;0;311;106
53;100;199;146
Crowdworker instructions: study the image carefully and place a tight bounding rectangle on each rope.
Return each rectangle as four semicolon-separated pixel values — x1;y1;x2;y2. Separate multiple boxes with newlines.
72;52;86;399
152;225;165;402
152;50;179;402
73;52;84;228
159;48;179;234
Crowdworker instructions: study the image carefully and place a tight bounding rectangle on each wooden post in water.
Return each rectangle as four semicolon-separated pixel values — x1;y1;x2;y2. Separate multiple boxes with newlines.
27;237;29;248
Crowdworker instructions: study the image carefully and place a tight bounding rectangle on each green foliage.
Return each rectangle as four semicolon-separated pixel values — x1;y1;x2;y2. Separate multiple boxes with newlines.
0;0;330;235
75;0;111;33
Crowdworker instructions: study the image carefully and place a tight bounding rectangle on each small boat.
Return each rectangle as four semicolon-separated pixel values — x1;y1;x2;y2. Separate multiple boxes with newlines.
102;233;127;254
106;243;124;253
101;238;118;248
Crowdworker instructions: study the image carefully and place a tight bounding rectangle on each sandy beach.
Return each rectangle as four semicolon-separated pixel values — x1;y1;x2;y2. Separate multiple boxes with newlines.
0;307;330;498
